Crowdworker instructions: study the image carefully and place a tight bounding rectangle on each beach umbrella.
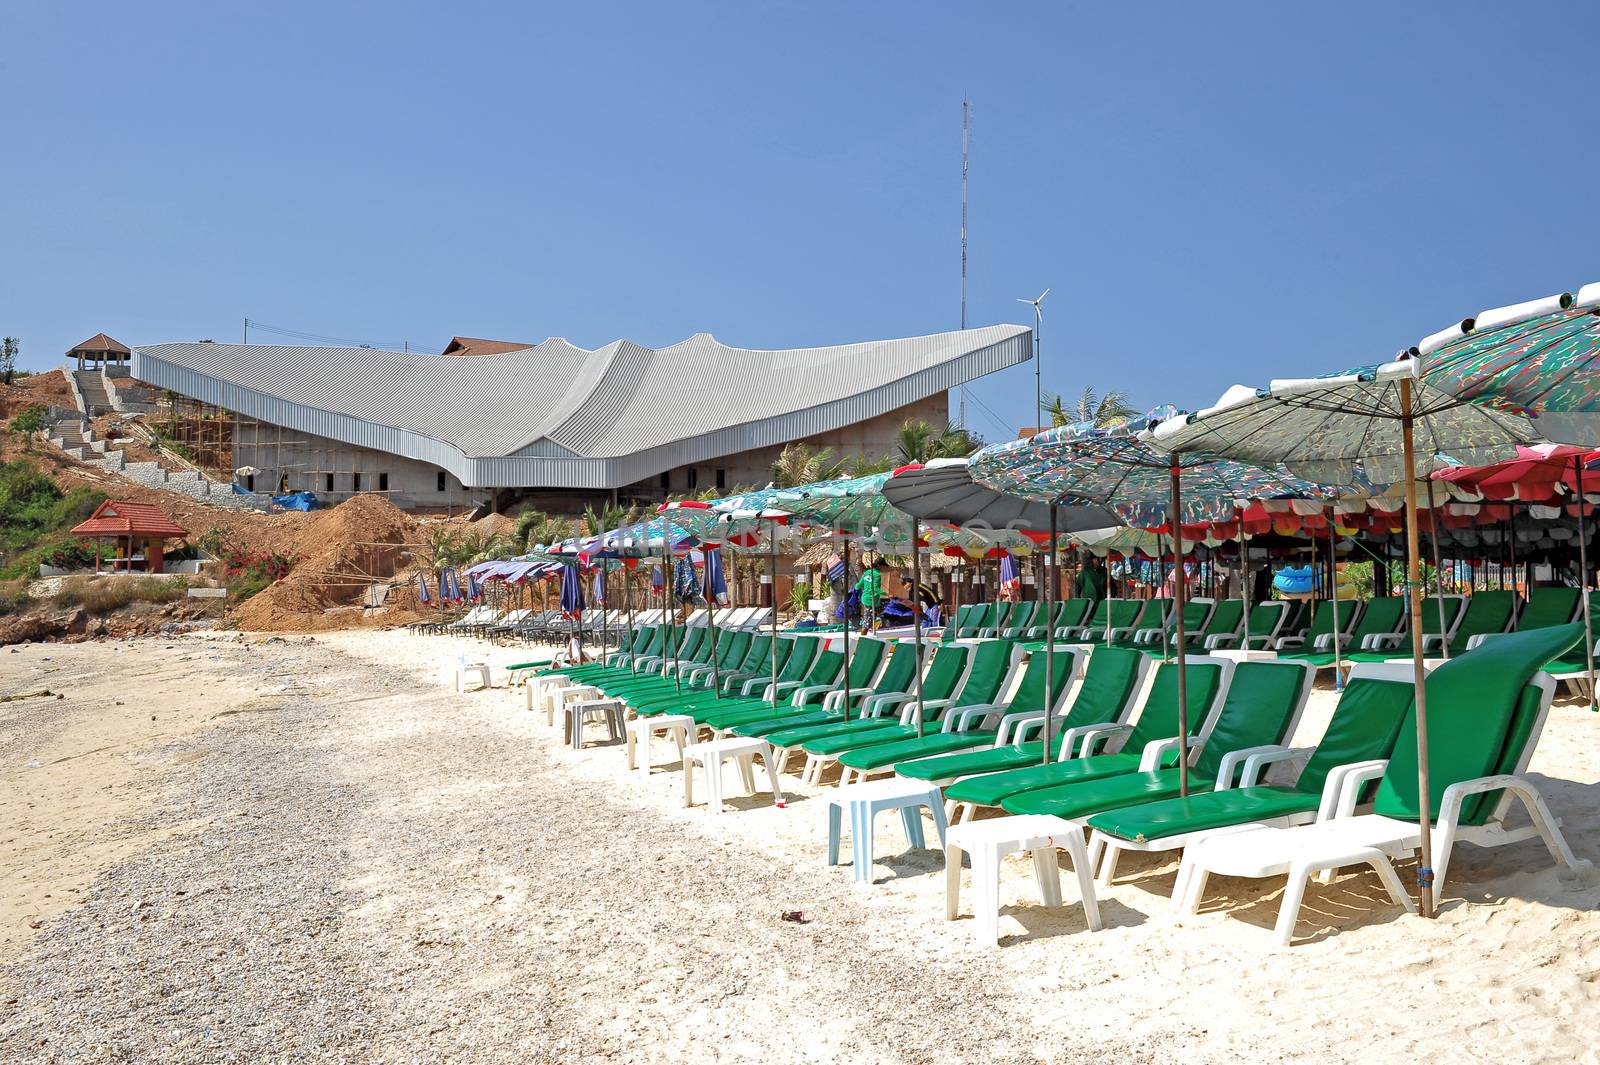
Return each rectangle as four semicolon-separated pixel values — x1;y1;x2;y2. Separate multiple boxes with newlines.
773;472;939;735
715;507;794;712
560;561;585;660
881;456;1117;533
972;413;1343;795
1145;357;1541;918
1421;282;1600;446
417;573;430;605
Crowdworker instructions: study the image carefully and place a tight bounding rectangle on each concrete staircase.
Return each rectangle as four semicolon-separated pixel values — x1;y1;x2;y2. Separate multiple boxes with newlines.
46;411;269;512
74;370;114;417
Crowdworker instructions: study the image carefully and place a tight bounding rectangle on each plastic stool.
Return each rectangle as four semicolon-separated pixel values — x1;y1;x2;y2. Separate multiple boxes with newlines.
455;661;491;692
826;778;949;885
682;737;784;814
944;814;1101;946
566;698;625;750
626;713;695;771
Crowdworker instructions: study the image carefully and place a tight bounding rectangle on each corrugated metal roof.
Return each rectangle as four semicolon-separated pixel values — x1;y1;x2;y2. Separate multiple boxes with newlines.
131;326;1031;489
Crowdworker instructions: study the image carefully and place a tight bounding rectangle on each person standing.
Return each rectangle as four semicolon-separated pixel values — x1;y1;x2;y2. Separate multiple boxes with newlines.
1076;555;1107;603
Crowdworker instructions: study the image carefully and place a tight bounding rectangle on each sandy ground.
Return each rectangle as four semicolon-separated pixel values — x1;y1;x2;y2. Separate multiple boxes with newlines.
2;629;1598;1063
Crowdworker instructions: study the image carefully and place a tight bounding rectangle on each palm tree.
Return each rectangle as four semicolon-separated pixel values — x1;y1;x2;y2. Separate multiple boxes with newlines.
771;443;849;487
894;419;980;464
1044;386;1138;429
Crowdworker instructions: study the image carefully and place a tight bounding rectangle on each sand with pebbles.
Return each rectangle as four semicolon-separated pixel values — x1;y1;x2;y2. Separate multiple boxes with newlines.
2;628;1598;1063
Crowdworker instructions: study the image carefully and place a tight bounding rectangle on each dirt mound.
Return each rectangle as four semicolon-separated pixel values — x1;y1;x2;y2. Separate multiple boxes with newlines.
0;370;75;420
234;494;421;632
473;512;518;538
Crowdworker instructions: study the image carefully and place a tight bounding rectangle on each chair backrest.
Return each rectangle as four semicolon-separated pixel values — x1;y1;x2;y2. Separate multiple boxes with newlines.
1242;601;1287;639
1192;660;1315;780
990;602;1018;634
871;641;922;694
1055;598;1091;630
1201;599;1245;637
739;635;773;672
1373;622;1583;825
1290;662;1416;796
961;603;996;634
778;636;821;682
919;643;973;702
1081;598;1111;631
1450;590;1517;646
1131;598;1168;630
803;649;846;684
1059;646;1149;732
765;634;796;676
713;629;753;668
1106;599;1143;630
1303;598;1357;637
683;608;710;627
1418;595;1465;636
1280;598;1309;635
1125;656;1230;750
843;637;887;686
1005;602;1040;632
1004;645;1082;714
951;640;1022;707
1175;597;1212;633
1517;586;1582;630
1350;596;1405;640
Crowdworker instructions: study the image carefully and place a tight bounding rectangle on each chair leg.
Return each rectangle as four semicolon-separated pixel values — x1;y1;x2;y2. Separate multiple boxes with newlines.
1095;839;1123;888
761;754;784;806
706;756;725;815
735;753;757;795
972;845;1002;945
1273;863;1313;947
1061;831;1102;933
927;795;950;849
626;726;638;771
944;844;964;919
850;802;874;884
684;757;696;808
1031;847;1063;907
898;804;926;850
827;803;844;865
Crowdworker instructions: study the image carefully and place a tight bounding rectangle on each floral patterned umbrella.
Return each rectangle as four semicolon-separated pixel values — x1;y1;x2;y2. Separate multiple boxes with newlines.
972;409;1355;792
1144;355;1544;921
1422;282;1600;446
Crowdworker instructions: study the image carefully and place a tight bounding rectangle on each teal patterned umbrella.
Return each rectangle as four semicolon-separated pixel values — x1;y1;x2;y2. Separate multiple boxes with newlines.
971;409;1349;797
1422;282;1600;446
1145;353;1543;922
970;414;1343;527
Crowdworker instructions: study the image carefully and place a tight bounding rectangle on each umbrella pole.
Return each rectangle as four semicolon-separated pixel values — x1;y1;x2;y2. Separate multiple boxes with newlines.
704;549;720;696
1328;507;1344;689
1041;504;1058;766
1238;505;1251;648
1425;478;1448;660
1159;529;1173;664
1576;458;1597;712
769;520;779;707
1169;457;1191;798
841;534;852;721
1400;378;1436;920
600;566;608;659
912;517;926;739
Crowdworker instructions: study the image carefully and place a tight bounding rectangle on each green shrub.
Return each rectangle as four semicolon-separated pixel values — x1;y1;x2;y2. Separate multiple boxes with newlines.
0;458;107;556
228;572;273;602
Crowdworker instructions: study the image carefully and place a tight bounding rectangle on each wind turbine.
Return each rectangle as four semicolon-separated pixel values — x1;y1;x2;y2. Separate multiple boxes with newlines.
1017;288;1050;433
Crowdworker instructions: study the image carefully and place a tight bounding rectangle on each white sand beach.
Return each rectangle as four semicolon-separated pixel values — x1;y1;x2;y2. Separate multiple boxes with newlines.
3;629;1599;1063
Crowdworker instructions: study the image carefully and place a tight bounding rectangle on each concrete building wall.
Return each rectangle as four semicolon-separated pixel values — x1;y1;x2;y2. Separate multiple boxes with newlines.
232;418;490;511
628;392;952;497
231;390;950;513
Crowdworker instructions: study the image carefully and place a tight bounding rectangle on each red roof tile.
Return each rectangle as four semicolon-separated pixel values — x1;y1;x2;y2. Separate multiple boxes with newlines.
441;336;531;356
68;332;132;356
71;500;189;539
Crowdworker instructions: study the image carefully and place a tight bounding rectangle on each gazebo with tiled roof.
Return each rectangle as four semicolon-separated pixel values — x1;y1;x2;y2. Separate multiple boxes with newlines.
68;332;132;371
70;500;189;573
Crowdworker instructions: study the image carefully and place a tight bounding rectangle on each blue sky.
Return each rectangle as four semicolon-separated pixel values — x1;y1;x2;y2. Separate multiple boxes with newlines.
5;2;1596;443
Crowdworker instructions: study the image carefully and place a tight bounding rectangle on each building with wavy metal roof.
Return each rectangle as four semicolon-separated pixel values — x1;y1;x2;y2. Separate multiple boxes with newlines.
127;325;1032;510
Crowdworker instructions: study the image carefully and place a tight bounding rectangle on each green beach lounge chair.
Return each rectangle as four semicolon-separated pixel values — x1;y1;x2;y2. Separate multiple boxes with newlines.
895;645;1150;787
996;659;1316;821
832;644;1082;785
1279;596;1406;667
796;640;1023;786
941;655;1232;821
700;638;888;731
729;638;910;738
763;641;973;778
1209;600;1289;651
1166;622;1590;945
1272;598;1359;651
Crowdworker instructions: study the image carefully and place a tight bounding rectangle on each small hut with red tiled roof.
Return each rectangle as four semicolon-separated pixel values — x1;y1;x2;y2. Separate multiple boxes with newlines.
68;333;132;371
70;500;189;573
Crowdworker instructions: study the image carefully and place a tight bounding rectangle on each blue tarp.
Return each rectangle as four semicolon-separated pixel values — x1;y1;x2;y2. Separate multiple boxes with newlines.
272;491;319;512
